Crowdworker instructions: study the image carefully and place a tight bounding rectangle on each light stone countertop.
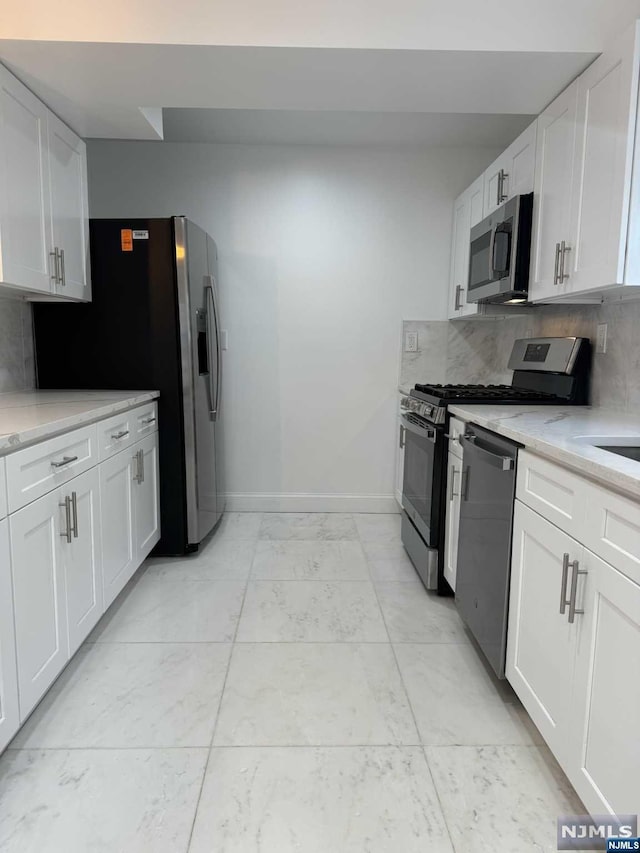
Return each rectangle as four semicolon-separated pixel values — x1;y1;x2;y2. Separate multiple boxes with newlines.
0;390;160;456
448;404;640;500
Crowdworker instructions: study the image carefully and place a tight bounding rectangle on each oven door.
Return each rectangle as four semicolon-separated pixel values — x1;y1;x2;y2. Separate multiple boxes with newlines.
401;412;443;546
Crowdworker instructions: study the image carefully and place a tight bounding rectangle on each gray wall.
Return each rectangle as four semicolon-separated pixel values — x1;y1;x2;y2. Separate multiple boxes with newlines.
402;300;640;412
0;297;35;392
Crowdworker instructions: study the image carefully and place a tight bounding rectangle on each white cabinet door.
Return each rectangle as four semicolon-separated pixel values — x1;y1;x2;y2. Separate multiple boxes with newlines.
9;490;68;719
0;64;53;294
100;448;136;609
133;432;160;566
570;549;640;816
47;111;91;301
0;519;19;753
448;188;471;319
568;24;638;294
458;175;484;318
529;82;579;302
506;500;579;767
61;468;103;655
483;122;537;218
443;449;463;591
448;178;481;320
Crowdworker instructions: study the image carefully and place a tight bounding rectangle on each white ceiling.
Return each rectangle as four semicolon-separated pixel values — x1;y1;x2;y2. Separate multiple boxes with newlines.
0;41;595;142
3;0;639;52
162;109;534;148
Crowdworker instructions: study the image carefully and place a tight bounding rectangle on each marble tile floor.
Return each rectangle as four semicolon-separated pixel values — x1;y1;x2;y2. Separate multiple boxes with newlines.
0;512;585;853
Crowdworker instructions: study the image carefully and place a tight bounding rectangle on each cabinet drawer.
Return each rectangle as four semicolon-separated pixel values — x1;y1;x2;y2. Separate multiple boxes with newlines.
133;402;158;439
98;410;136;460
6;424;98;513
516;450;586;540
0;458;6;520
582;482;640;586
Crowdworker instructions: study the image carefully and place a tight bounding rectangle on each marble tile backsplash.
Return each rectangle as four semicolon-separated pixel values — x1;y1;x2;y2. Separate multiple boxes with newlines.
402;300;640;413
0;297;36;392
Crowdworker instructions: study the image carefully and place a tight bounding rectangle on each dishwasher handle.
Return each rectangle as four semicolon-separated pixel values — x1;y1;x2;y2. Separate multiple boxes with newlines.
461;434;515;471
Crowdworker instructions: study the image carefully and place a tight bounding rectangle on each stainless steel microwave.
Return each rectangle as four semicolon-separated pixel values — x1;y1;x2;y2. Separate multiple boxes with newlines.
467;193;533;304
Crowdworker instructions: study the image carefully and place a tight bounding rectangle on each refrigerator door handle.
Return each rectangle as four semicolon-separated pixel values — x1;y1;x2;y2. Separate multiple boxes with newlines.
205;276;222;420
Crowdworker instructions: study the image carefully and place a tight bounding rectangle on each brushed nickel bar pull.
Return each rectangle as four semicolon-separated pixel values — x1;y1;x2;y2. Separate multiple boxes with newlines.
141;416;156;426
560;553;570;614
50;249;60;284
111;430;130;440
51;455;78;468
553;243;561;286
71;490;78;539
454;284;462;311
59;496;72;543
139;448;145;484
560;241;571;282
568;559;587;624
448;465;459;502
59;248;66;286
399;424;405;450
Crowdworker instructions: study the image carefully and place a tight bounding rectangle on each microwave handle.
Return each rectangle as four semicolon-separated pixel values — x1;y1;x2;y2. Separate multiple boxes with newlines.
488;225;497;278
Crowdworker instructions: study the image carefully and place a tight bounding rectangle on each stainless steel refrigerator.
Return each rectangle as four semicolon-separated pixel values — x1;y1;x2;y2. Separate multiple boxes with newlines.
33;216;225;555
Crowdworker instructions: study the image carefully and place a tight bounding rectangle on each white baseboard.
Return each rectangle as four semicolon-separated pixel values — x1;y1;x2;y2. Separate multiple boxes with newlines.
224;493;400;513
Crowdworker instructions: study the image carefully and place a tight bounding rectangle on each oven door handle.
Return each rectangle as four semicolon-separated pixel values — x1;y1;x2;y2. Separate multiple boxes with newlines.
401;414;437;444
460;435;515;470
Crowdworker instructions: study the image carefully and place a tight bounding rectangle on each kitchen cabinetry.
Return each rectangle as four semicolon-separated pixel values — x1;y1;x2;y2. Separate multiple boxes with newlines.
1;400;159;742
483;121;537;218
529;21;640;302
101;430;159;608
63;467;103;655
10;489;69;716
0;518;19;752
447;175;484;320
0;63;91;301
443;417;465;591
100;448;136;609
0;64;52;294
133;432;160;571
507;450;640;815
48;111;90;301
529;82;579;302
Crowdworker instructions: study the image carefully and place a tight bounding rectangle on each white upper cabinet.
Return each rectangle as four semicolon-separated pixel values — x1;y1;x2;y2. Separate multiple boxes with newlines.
483;121;537;218
48;111;91;301
0;64;53;294
529;82;579;302
568;24;638;294
447;175;484;320
0;63;91;301
530;21;640;301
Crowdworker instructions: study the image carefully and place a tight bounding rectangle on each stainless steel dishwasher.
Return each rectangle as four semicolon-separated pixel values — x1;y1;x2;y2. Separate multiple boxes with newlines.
455;424;521;677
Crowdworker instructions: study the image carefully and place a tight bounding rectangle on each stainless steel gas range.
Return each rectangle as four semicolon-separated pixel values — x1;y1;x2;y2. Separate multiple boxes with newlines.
399;337;591;594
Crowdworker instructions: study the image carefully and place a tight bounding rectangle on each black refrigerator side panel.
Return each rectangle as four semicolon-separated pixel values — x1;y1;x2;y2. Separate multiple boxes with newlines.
33;218;189;556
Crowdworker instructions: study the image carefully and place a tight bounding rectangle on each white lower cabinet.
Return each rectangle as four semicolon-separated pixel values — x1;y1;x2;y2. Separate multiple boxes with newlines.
443;428;464;592
100;431;160;608
507;491;640;816
100;447;136;609
0;518;19;752
10;489;68;718
507;501;578;767
571;549;640;815
0;404;160;743
63;467;103;656
134;432;160;566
